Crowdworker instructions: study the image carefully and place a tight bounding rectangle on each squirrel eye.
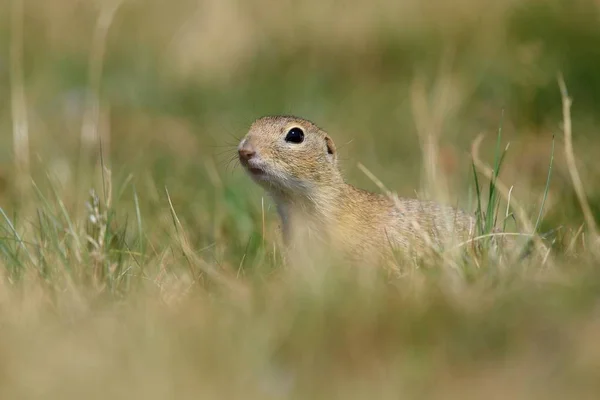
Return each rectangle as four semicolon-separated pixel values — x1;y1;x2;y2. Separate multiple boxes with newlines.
285;127;304;144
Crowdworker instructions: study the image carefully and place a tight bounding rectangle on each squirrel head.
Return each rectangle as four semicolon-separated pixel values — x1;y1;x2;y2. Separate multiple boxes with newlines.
238;115;341;196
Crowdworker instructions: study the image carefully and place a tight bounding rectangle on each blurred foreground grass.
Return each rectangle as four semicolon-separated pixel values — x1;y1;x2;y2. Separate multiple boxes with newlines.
1;0;600;398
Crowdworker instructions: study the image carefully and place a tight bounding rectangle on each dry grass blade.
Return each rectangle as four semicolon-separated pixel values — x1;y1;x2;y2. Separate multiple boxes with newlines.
409;61;457;201
557;74;599;242
164;187;247;298
10;0;30;198
451;232;535;251
567;223;585;255
79;0;123;177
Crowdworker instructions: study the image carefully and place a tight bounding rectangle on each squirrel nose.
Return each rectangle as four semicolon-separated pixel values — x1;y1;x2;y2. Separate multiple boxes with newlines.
238;142;256;161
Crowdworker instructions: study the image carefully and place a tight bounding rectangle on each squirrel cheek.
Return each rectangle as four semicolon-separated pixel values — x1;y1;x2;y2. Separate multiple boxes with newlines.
285;163;302;179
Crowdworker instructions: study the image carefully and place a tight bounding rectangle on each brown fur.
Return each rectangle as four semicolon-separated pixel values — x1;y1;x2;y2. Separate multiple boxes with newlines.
237;115;477;264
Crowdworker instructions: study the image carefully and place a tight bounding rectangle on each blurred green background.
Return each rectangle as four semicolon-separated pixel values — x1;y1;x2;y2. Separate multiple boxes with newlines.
2;0;600;214
1;0;600;258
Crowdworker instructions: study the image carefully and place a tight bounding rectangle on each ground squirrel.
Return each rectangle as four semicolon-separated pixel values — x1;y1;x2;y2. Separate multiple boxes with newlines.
237;115;478;264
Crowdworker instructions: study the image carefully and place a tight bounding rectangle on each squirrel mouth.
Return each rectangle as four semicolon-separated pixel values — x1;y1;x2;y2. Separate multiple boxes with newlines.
245;165;266;176
239;157;267;177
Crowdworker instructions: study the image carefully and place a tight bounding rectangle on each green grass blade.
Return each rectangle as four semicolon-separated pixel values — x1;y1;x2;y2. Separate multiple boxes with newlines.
485;111;505;234
0;207;35;267
471;161;485;236
489;143;510;232
133;183;145;258
533;134;555;235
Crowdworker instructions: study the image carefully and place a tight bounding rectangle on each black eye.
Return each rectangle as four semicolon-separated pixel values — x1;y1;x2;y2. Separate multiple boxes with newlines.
285;127;304;144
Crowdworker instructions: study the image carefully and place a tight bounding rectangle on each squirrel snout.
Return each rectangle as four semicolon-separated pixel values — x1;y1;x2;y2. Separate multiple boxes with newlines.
238;141;256;162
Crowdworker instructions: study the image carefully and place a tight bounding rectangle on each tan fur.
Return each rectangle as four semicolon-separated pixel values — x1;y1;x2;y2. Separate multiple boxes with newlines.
237;115;478;265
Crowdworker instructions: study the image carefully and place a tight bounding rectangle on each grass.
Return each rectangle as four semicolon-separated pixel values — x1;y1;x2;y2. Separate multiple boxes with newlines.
1;0;600;398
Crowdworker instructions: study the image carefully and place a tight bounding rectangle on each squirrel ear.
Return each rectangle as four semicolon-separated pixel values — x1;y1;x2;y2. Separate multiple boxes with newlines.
325;136;336;157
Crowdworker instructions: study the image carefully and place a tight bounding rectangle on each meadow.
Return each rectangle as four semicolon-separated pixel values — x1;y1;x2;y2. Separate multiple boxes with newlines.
1;0;600;398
